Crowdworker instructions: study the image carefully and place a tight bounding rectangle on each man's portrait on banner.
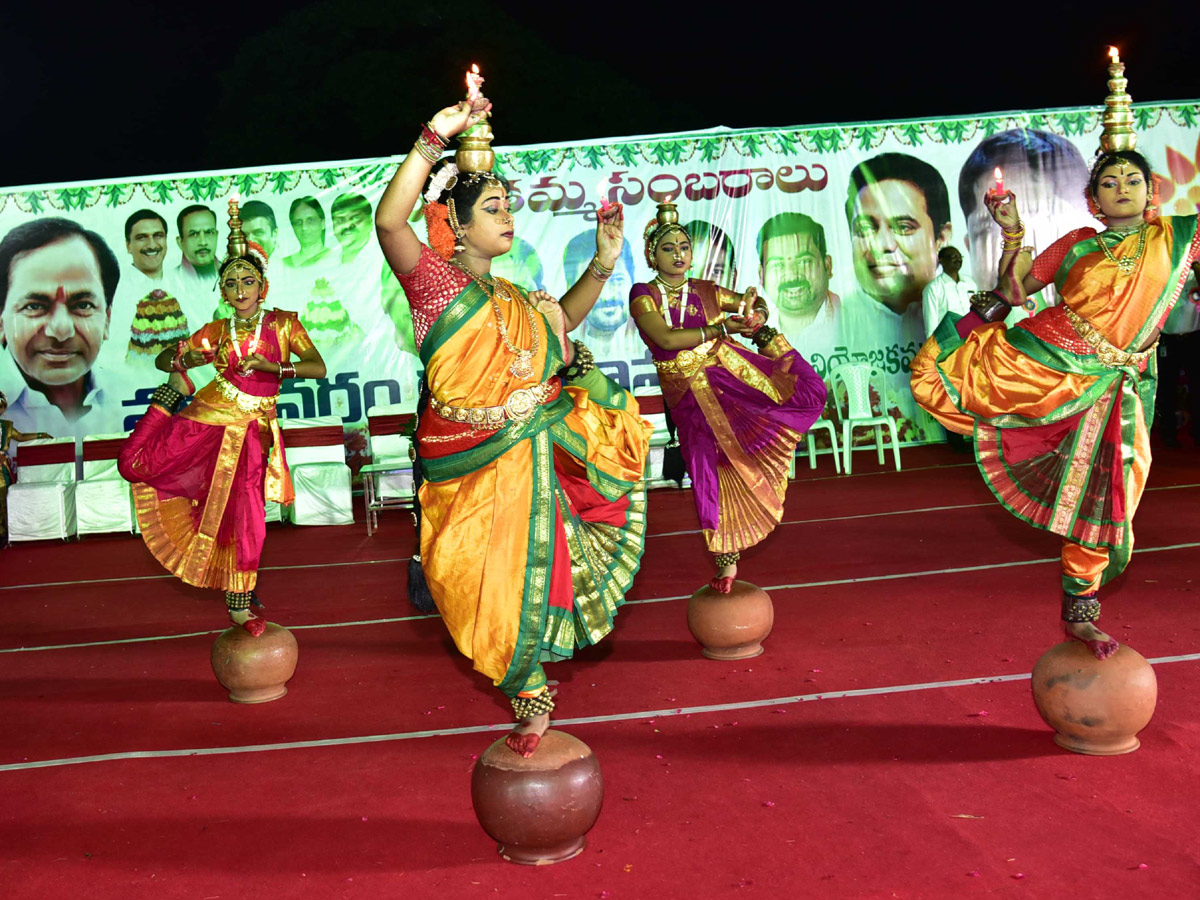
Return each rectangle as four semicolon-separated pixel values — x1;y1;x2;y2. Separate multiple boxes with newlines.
756;211;840;355
0;218;123;437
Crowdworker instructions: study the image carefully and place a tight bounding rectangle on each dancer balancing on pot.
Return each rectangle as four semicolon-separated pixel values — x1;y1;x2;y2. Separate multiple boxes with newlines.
0;391;52;547
910;57;1199;660
119;201;326;637
375;88;652;758
630;202;827;592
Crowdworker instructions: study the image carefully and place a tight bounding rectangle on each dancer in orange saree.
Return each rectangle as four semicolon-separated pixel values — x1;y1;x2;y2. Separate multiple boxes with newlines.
375;86;651;756
911;64;1199;659
119;203;326;636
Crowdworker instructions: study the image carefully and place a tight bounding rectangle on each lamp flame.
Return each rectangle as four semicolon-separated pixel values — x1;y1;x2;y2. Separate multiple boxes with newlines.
466;64;483;101
1109;46;1120;64
992;167;1005;195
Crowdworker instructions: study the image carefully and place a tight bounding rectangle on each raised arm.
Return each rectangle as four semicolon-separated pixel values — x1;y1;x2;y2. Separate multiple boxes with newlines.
984;191;1043;308
375;98;491;276
558;203;626;332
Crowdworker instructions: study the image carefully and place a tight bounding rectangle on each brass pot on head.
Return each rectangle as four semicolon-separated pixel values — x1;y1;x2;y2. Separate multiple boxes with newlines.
456;116;495;174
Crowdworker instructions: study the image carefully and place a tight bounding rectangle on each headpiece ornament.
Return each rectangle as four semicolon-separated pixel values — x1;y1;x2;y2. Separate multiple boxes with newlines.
642;201;690;267
1085;51;1159;222
219;196;269;296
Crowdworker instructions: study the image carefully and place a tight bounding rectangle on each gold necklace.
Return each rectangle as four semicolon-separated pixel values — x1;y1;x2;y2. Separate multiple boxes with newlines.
653;274;688;329
1099;222;1148;276
449;259;539;379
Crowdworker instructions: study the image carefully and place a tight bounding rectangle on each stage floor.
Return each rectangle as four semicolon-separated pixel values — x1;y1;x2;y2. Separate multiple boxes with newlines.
3;444;1199;898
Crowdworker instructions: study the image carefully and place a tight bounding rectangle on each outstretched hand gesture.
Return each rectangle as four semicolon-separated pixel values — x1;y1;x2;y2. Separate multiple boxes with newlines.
984;190;1021;231
595;202;625;267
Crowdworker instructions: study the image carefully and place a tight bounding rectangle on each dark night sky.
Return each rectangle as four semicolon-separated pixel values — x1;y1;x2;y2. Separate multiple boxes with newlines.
5;1;1197;188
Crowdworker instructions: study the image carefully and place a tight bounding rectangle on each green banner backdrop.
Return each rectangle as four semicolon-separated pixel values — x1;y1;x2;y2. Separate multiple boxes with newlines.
2;100;1198;466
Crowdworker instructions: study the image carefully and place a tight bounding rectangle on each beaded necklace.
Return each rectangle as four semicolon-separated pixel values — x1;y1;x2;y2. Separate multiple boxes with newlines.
449;258;539;379
1099;222;1148;276
653;274;689;329
228;307;266;361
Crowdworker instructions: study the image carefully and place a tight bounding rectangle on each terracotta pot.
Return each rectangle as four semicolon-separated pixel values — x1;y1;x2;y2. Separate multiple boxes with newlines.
210;622;298;704
471;730;603;865
1031;641;1157;755
687;580;774;660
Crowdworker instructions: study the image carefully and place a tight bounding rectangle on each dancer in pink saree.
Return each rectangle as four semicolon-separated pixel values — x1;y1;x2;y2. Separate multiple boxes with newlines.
630;202;827;590
119;201;326;635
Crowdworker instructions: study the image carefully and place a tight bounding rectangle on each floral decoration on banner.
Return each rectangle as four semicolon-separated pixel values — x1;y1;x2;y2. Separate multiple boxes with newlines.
1157;133;1200;216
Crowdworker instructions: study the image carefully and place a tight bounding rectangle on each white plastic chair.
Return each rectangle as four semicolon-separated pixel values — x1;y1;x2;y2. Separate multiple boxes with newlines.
802;418;841;474
829;363;901;475
279;416;353;526
77;433;135;536
361;402;417;536
8;437;77;541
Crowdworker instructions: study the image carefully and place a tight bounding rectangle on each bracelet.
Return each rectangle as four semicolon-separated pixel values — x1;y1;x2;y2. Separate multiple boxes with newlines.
969;291;1010;323
278;362;296;380
414;122;449;164
590;256;615;275
751;325;779;349
587;260;611;282
421;121;449;149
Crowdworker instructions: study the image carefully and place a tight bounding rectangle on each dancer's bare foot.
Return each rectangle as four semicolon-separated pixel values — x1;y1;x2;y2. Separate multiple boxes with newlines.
229;608;266;637
505;712;550;758
166;370;195;396
710;562;737;593
1065;621;1120;660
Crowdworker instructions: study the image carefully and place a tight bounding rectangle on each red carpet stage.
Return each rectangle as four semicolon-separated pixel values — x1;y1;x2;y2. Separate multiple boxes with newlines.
3;444;1200;898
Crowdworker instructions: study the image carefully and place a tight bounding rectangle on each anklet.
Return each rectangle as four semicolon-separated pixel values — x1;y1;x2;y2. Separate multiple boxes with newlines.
511;690;555;721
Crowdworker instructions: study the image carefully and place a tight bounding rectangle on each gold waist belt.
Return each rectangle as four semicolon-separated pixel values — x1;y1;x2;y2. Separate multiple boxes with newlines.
653;339;719;377
1063;307;1157;369
430;380;556;430
213;373;278;414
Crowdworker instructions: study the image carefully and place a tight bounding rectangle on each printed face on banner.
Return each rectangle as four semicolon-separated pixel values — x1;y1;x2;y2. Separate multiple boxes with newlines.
564;232;634;334
290;203;326;252
332;200;373;260
126;217;167;277
761;231;831;317
959;129;1095;299
178;210;219;270
0;236;110;387
244;216;277;258
849;179;944;311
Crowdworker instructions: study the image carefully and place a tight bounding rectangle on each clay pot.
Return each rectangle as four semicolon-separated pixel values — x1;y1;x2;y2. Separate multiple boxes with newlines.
471;730;603;865
687;580;774;660
210;622;298;703
1031;641;1157;755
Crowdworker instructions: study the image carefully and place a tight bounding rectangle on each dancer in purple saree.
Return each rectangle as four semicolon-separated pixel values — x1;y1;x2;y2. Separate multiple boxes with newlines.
630;201;827;590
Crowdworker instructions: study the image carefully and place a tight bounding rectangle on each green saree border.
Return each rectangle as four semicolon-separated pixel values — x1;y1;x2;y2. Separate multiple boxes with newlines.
497;428;555;698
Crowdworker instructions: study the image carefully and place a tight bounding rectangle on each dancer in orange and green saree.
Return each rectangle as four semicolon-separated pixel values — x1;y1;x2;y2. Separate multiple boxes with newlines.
119;202;326;636
911;69;1199;660
375;85;652;757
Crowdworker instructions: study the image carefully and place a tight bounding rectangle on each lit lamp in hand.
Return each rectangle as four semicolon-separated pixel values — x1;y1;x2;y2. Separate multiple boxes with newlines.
456;64;495;173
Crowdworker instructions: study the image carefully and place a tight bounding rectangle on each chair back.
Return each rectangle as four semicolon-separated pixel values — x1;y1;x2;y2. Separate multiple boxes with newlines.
14;437;75;483
830;363;885;420
81;432;130;480
280;416;346;465
366;403;416;463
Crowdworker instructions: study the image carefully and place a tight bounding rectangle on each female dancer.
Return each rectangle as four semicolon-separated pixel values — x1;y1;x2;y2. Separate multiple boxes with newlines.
375;92;652;757
911;123;1198;659
119;209;326;636
0;391;51;547
630;202;827;590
